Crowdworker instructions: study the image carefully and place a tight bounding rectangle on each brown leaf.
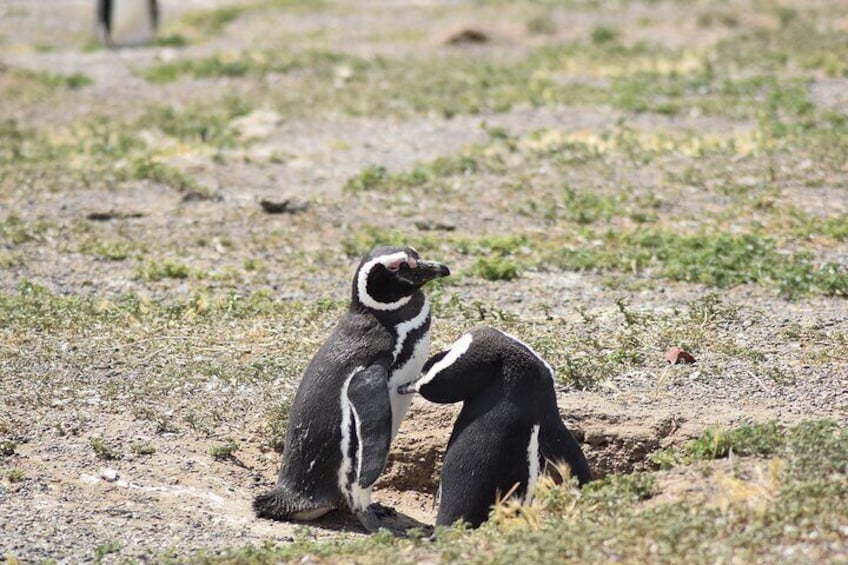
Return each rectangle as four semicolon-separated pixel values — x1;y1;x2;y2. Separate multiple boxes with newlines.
665;347;696;365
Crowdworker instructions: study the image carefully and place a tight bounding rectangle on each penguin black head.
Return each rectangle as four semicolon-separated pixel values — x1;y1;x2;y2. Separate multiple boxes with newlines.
399;327;553;402
397;327;504;402
352;246;450;312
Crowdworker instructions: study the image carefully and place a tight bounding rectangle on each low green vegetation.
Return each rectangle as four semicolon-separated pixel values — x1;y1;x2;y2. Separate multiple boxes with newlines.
210;439;240;461
652;421;784;468
3;0;847;560
342;225;848;299
190;420;847;563
0;439;17;457
89;437;122;461
263;398;293;453
6;468;26;482
0;66;92;102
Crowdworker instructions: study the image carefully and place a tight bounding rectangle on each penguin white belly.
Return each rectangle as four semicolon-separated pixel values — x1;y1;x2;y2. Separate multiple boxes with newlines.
110;0;155;47
388;331;429;438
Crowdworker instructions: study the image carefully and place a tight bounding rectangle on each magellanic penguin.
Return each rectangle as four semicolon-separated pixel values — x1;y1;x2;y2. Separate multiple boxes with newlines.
254;246;450;532
399;326;593;528
97;0;159;48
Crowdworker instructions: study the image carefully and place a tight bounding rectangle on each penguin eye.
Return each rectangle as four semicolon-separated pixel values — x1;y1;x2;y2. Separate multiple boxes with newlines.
386;259;404;272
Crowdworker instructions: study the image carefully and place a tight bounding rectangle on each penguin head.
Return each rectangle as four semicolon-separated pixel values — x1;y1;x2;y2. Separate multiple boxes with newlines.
352;246;450;312
398;327;504;402
399;327;555;402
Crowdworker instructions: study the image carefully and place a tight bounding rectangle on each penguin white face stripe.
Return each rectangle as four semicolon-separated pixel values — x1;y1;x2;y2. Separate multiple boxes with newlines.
392;297;430;363
495;329;555;380
356;252;413;311
524;424;541;505
413;332;474;390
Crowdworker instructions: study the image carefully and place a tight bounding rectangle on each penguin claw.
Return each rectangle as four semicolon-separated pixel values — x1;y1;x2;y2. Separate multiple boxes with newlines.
355;505;407;537
354;508;382;533
368;502;397;518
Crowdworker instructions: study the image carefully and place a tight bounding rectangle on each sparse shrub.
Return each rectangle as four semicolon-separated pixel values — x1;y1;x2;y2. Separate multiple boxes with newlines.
210;439;240;461
473;256;521;281
590;26;618;45
131;157;197;191
132;443;156;456
89;437;122;460
0;440;17;457
343;165;389;192
265;398;293;454
135;259;192;281
7;468;25;482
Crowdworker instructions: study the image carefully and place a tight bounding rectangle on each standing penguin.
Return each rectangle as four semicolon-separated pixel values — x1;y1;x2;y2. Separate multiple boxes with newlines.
399;326;592;528
96;0;159;48
254;246;450;532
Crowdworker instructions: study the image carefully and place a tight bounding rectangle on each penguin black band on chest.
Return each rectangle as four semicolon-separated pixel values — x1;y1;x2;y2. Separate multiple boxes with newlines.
399;326;593;528
254;246;450;533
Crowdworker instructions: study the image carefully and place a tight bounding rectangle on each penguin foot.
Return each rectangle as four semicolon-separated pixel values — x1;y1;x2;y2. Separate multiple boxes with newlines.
253;483;332;521
354;505;407;537
354;507;383;533
368;502;398;519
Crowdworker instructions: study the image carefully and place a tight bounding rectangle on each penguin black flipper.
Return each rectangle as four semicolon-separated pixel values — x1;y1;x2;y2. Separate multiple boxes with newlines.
539;417;593;486
347;364;393;488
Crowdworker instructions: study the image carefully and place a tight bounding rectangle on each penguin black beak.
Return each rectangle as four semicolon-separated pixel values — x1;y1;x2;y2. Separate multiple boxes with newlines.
398;260;450;286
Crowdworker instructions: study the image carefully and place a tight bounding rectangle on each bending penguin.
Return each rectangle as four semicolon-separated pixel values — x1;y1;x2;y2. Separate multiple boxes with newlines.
254;246;450;532
96;0;159;48
399;326;593;528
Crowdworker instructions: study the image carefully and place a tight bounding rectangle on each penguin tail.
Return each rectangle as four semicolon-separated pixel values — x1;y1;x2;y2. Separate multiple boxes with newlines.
253;483;330;521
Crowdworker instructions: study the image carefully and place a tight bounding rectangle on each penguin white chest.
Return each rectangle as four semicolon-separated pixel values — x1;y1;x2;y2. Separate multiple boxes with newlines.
387;300;431;438
388;332;429;438
109;0;156;47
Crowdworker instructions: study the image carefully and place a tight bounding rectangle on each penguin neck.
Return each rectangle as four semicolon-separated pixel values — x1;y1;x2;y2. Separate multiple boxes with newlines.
352;290;427;326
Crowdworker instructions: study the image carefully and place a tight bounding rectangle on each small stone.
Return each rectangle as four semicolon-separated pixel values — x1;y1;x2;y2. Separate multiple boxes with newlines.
101;468;119;482
260;198;309;214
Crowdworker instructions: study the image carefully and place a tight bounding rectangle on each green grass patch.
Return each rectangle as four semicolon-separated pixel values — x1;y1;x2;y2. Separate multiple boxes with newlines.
130;157;197;191
473;256;522;281
548;230;848;299
0;439;18;457
345;225;848;298
1;66;92;101
179;5;247;36
653;421;783;468
343;152;497;194
189;419;848;564
0;281;344;331
135;259;193;281
263;398;293;453
78;238;139;262
6;468;26;482
0;215;55;246
141;97;251;147
209;439;240;461
89;437;122;460
142;49;348;83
